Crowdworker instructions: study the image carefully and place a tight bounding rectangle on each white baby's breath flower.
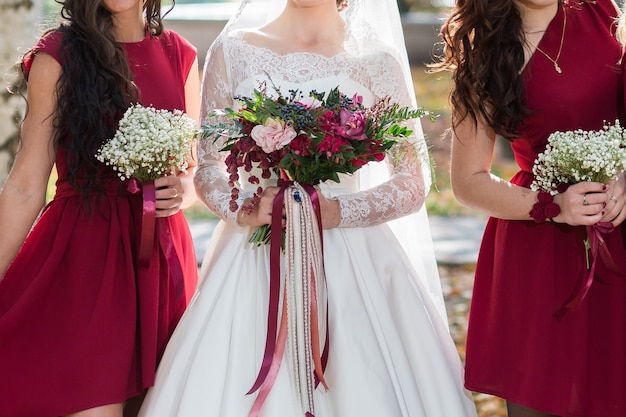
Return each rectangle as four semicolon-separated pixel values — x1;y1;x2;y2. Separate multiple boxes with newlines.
531;120;626;194
96;104;197;181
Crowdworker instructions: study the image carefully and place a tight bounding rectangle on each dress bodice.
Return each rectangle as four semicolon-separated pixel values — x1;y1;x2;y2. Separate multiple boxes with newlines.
195;30;427;227
511;0;623;183
21;29;197;188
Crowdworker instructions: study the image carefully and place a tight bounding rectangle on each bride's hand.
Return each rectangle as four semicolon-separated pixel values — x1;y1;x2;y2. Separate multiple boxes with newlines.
237;186;281;227
317;191;340;229
236;187;340;230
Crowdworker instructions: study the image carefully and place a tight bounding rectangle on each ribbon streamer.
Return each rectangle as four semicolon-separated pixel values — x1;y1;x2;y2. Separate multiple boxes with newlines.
128;179;156;268
554;222;624;320
127;178;185;302
248;181;329;417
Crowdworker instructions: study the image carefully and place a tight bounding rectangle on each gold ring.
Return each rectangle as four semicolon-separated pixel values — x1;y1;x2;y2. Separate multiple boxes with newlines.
583;196;589;206
611;195;618;202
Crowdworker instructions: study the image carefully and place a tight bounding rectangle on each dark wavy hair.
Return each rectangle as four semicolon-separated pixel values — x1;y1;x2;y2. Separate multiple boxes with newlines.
46;0;169;198
435;0;529;139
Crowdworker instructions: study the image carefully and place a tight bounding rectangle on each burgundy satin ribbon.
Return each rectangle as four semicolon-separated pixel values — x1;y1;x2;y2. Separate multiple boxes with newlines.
554;222;623;320
158;221;186;303
128;179;156;268
128;178;184;302
248;181;329;417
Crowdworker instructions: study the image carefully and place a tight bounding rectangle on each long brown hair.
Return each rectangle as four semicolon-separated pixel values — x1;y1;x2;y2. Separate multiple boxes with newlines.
435;0;529;139
48;0;167;197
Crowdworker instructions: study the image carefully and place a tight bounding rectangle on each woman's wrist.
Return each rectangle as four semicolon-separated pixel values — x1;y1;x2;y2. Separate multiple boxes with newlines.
322;198;341;229
529;191;561;223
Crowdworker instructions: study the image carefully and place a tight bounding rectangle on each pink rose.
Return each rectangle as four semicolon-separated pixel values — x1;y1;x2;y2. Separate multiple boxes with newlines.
251;118;297;153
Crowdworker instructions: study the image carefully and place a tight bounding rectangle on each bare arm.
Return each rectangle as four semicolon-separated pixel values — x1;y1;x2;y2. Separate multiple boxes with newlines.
451;116;608;225
0;53;58;279
180;55;200;210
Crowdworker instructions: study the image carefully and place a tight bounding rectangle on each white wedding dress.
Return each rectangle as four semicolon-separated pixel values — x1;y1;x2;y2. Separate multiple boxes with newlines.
139;27;477;417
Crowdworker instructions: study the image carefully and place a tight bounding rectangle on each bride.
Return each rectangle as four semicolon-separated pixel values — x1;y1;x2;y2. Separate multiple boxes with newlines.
139;0;477;416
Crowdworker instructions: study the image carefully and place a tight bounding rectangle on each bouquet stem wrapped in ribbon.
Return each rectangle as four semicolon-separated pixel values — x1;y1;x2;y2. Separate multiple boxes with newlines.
96;103;197;302
531;120;626;319
201;83;432;416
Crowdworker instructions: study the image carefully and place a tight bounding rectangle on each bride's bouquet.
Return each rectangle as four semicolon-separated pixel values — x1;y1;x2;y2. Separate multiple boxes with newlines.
201;83;432;416
96;103;197;181
201;82;433;245
530;120;626;319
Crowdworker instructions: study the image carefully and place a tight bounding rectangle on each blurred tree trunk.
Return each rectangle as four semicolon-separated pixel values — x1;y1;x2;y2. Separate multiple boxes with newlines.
0;0;41;185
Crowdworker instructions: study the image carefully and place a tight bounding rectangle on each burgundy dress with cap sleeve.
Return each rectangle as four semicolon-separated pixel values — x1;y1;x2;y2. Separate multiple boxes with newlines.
464;1;626;416
0;29;198;417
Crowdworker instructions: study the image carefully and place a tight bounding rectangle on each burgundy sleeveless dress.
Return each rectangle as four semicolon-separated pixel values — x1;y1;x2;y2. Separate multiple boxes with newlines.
464;1;626;416
0;30;198;417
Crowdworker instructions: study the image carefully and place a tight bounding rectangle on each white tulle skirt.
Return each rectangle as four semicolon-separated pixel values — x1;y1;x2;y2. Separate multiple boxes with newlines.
138;220;477;417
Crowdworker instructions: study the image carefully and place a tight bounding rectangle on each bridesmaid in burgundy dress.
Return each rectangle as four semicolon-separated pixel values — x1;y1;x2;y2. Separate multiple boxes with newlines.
0;0;199;416
437;0;626;416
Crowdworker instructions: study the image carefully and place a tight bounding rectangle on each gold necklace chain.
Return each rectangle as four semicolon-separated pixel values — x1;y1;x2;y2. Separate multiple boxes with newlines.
534;4;567;74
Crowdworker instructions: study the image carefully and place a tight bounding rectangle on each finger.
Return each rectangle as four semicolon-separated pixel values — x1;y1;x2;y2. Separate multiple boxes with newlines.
154;175;177;188
576;212;606;226
611;208;626;227
155;208;180;218
581;192;608;207
262;186;281;197
155;197;179;210
569;181;608;194
155;187;181;201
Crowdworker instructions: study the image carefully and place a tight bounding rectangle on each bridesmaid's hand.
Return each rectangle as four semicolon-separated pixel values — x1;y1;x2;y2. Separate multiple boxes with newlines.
154;175;184;217
601;173;626;227
552;182;607;226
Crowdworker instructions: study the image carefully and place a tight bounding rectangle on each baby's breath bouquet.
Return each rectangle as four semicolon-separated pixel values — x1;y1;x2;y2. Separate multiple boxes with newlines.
97;103;197;181
530;120;626;319
531;121;626;194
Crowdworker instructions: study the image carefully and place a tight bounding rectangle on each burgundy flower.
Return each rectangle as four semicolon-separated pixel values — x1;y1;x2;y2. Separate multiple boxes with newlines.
371;152;385;162
318;134;348;155
544;202;561;218
239;137;256;153
289;134;313;157
529;205;546;223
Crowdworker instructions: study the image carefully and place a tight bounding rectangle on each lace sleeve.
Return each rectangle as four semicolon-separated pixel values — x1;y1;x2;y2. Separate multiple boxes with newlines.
337;51;427;228
194;38;253;225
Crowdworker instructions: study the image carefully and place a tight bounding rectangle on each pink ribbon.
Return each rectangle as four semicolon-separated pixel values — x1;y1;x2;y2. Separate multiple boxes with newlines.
248;181;329;417
553;222;623;320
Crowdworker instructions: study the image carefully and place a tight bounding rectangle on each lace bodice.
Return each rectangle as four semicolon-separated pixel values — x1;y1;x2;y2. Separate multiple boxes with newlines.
195;30;426;227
